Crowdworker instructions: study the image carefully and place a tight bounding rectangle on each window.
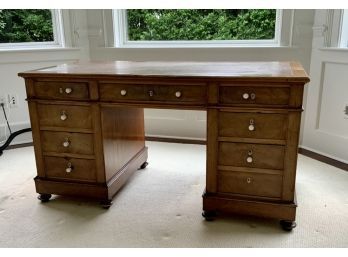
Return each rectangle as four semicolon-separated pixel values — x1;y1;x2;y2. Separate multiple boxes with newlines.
113;9;283;47
0;9;64;48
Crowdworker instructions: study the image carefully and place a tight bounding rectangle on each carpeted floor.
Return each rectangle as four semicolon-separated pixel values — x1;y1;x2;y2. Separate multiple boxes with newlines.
0;141;347;247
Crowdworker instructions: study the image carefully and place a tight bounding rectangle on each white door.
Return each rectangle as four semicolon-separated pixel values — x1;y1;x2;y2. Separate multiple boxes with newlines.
301;10;348;163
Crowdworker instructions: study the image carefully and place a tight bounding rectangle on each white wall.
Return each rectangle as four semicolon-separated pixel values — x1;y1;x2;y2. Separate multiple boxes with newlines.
0;10;90;145
87;9;315;141
301;10;348;163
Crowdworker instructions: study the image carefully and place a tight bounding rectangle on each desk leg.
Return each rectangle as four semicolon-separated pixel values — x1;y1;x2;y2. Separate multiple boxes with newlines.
100;199;113;209
139;161;149;170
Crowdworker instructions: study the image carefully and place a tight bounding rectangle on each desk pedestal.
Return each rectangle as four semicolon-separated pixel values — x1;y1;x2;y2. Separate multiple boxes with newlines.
202;191;297;222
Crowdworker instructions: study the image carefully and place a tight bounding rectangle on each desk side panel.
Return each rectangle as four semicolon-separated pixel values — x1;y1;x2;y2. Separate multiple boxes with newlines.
101;106;146;182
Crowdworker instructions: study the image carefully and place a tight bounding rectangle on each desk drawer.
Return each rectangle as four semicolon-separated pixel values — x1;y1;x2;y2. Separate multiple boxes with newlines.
41;131;94;155
37;104;92;130
44;156;96;182
100;83;206;103
218;142;285;170
218;112;287;140
218;171;282;198
34;81;89;100
219;85;290;106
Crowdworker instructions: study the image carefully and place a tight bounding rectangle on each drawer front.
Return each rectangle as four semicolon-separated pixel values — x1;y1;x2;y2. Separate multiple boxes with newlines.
44;156;96;182
100;83;148;101
219;112;287;140
219;142;285;170
100;83;206;103
218;172;282;198
34;81;89;100
41;131;94;155
219;86;290;106
37;104;92;129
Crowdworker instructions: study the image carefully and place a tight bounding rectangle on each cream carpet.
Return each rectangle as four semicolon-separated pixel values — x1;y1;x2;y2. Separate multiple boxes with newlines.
0;141;347;247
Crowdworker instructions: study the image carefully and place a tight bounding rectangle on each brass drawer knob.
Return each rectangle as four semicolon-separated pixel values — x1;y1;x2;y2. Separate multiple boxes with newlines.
65;88;73;94
66;162;73;173
242;93;249;99
248;119;255;131
120;89;127;96
247;150;253;163
60;111;67;121
148;90;154;97
175;91;182;98
62;138;70;148
246;177;252;184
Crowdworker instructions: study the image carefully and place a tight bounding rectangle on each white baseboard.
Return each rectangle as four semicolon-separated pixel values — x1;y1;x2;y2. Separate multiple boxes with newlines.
299;144;348;164
145;134;205;141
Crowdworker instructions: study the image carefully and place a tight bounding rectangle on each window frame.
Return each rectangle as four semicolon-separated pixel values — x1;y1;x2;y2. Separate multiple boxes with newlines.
0;9;65;50
339;9;348;48
113;9;290;48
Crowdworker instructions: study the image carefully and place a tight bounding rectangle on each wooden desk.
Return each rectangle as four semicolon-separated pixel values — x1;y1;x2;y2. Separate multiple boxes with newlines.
19;61;309;231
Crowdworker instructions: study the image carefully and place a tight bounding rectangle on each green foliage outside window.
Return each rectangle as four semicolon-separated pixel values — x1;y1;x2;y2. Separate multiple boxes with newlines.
0;9;276;44
127;9;277;41
0;9;54;43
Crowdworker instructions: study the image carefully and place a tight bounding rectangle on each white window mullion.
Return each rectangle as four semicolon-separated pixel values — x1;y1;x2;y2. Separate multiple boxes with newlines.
113;9;128;47
340;10;348;47
51;9;65;47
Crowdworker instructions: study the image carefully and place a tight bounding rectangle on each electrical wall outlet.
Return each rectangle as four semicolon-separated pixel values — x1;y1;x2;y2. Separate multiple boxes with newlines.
0;95;7;108
8;94;18;108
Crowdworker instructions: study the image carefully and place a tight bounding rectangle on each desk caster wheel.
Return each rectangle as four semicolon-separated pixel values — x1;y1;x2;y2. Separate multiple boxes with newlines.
38;194;51;203
100;200;113;209
139;162;148;170
202;210;216;221
280;220;296;231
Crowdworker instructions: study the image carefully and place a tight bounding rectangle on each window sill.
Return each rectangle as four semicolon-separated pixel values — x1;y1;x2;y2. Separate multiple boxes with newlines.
0;47;83;64
319;47;348;52
105;45;295;50
0;47;80;54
